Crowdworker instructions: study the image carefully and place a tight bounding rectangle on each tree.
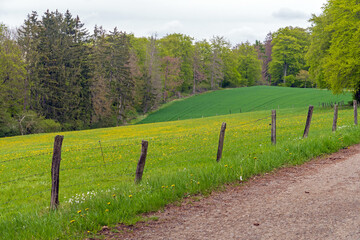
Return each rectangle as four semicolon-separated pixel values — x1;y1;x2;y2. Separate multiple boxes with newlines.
19;10;92;129
142;35;162;113
106;28;134;125
17;11;40;112
0;23;26;136
192;40;210;93
234;42;262;86
257;32;273;85
90;25;113;126
158;33;194;93
161;56;182;101
269;27;310;85
307;0;360;99
209;36;229;89
298;70;312;88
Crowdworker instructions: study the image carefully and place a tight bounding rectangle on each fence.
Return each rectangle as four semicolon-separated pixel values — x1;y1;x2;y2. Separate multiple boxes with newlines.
0;102;358;213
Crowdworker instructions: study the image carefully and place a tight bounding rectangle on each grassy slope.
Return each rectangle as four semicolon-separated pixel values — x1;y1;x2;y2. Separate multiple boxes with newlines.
1;105;360;239
0;87;360;239
138;86;352;124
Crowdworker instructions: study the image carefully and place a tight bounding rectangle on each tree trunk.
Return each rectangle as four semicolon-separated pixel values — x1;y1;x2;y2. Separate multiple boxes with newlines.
283;62;288;84
354;88;360;102
163;63;168;102
193;66;196;95
210;52;216;90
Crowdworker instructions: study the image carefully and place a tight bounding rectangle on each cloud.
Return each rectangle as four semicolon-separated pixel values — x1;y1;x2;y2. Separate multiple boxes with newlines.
272;8;308;20
147;20;184;37
226;27;261;44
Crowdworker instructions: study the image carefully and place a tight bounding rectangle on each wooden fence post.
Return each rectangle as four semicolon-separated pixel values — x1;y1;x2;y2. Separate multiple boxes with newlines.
332;104;338;132
50;135;64;210
354;100;358;125
135;140;148;184
271;110;276;144
216;122;227;162
303;106;314;138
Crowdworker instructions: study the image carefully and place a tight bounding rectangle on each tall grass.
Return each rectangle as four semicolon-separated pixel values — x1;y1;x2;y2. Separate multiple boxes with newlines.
0;106;359;239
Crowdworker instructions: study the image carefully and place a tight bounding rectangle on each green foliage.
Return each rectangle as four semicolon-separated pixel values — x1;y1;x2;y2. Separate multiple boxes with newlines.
306;12;332;89
307;0;360;99
234;42;262;86
159;34;194;92
269;27;310;85
138;86;352;124
17;10;93;128
7;8;357;137
0;23;26;137
17;111;61;134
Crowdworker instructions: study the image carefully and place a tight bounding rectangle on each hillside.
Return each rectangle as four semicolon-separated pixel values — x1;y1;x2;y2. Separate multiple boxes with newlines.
1;105;360;239
138;86;352;124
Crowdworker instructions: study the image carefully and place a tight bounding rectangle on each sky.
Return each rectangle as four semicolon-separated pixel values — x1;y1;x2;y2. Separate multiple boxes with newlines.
0;0;328;44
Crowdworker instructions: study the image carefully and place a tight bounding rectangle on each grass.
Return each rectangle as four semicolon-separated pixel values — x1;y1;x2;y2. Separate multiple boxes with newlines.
1;104;360;239
137;86;352;124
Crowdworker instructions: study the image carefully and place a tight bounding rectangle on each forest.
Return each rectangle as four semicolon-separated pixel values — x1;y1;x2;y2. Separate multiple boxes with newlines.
0;0;359;137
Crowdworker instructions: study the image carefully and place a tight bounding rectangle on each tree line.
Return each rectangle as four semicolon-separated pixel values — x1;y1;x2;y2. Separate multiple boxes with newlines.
0;0;357;137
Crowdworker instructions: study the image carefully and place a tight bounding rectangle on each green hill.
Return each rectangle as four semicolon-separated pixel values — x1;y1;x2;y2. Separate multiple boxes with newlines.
138;86;352;124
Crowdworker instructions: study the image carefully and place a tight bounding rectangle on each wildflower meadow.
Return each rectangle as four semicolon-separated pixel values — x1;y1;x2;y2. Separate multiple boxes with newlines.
0;105;359;239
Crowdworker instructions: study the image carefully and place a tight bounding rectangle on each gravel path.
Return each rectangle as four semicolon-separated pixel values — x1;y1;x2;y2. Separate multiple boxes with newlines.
100;144;360;240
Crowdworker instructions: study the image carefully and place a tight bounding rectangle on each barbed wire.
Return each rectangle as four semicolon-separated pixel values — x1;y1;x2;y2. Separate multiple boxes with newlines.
0;171;50;185
60;172;134;190
59;160;136;172
0;188;51;207
0;151;52;164
1;109;351;209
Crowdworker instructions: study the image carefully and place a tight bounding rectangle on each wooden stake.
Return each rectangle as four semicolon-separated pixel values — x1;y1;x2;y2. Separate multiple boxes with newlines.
354;100;358;125
135;140;148;184
50;135;64;210
303;106;314;138
271;110;276;144
332;104;338;132
216;122;227;162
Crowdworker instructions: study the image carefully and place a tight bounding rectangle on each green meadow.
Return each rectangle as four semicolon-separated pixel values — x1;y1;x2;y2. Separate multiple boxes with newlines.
0;87;358;239
138;86;352;124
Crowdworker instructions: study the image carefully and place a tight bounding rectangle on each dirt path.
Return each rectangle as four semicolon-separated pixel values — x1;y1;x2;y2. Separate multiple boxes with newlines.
100;144;360;240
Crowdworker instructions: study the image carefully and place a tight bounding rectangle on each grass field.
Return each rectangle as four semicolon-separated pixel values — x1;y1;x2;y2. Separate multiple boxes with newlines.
1;104;360;239
138;86;352;124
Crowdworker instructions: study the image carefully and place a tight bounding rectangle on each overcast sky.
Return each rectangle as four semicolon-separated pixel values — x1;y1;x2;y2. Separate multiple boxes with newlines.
0;0;327;44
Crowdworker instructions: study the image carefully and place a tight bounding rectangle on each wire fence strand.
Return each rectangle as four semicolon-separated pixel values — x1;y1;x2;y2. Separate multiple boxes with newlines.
1;110;343;210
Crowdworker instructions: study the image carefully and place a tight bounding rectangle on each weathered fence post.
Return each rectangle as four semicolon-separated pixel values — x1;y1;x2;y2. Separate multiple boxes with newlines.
332;104;338;132
271;110;276;144
50;135;64;210
216;122;227;162
354;100;358;125
135;140;148;184
303;106;314;138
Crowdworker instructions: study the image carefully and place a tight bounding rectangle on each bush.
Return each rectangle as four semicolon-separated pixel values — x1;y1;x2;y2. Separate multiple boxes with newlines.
34;119;61;133
16;111;61;135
